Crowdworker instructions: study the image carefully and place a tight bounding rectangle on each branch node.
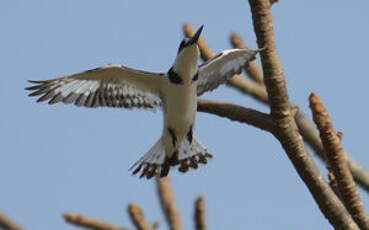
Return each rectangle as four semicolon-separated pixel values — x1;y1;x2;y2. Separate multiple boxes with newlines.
337;131;344;141
291;105;300;117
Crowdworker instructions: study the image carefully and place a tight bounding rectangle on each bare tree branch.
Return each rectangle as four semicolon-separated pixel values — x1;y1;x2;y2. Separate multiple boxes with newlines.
128;204;152;230
295;113;369;192
310;93;369;229
197;99;275;133
0;212;24;230
229;25;369;193
184;20;359;229
194;197;207;230
230;31;264;84
63;212;127;230
156;176;183;230
187;20;369;195
248;0;359;229
227;77;268;104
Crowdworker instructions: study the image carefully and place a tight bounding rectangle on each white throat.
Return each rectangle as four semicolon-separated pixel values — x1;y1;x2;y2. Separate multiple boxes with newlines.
172;45;199;84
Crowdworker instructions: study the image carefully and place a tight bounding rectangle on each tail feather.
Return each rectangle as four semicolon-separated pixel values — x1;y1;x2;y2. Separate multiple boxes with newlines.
130;136;212;179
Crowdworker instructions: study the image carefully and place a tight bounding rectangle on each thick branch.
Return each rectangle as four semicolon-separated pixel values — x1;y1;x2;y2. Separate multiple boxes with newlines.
0;212;23;230
63;213;127;230
197;99;275;133
248;0;359;229
156;176;183;230
310;93;369;230
230;31;264;84
128;204;152;230
231;24;369;192
194;197;207;230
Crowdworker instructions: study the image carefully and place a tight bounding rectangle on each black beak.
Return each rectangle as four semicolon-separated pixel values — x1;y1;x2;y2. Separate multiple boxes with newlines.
187;25;203;46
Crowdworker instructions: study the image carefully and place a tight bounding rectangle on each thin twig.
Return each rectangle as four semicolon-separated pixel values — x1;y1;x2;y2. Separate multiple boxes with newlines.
194;197;207;230
0;212;24;230
63;212;127;230
248;0;359;229
310;93;369;229
229;25;369;193
230;31;264;84
127;204;152;230
197;99;275;133
156;176;183;230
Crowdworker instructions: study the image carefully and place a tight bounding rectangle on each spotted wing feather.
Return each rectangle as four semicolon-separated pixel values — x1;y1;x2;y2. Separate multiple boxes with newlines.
196;48;263;96
26;65;166;110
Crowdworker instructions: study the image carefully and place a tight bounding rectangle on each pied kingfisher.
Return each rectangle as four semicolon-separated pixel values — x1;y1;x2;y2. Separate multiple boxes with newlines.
26;25;262;179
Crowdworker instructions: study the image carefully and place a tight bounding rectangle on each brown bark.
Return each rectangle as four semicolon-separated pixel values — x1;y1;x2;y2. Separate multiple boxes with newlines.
197;99;275;133
63;212;127;230
295;113;369;192
248;0;359;229
310;93;369;230
0;212;24;230
194;197;207;230
229;25;369;193
128;204;153;230
184;16;361;228
156;176;183;230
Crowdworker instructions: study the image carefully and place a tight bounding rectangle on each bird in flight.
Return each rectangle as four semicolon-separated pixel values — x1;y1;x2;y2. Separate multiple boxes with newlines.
26;25;262;179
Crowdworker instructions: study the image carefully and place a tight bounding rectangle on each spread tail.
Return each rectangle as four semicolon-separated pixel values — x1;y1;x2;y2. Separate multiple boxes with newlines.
130;136;212;179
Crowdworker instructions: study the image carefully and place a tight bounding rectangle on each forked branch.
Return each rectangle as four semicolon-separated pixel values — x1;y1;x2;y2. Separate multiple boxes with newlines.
230;30;369;192
248;0;359;229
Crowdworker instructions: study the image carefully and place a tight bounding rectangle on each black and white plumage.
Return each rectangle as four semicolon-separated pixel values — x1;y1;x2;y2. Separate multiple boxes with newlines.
26;25;262;179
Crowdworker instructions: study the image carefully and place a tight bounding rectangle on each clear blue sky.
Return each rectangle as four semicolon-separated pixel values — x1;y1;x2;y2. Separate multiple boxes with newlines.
2;1;369;229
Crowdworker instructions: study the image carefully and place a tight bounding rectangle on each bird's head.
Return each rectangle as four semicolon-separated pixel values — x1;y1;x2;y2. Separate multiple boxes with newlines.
172;25;203;79
177;25;203;55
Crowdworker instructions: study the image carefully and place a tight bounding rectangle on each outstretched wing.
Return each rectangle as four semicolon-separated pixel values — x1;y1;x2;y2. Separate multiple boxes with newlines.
196;48;262;96
26;65;167;110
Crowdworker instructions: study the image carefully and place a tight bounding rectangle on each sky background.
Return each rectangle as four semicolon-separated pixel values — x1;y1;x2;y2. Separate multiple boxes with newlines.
2;1;369;229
